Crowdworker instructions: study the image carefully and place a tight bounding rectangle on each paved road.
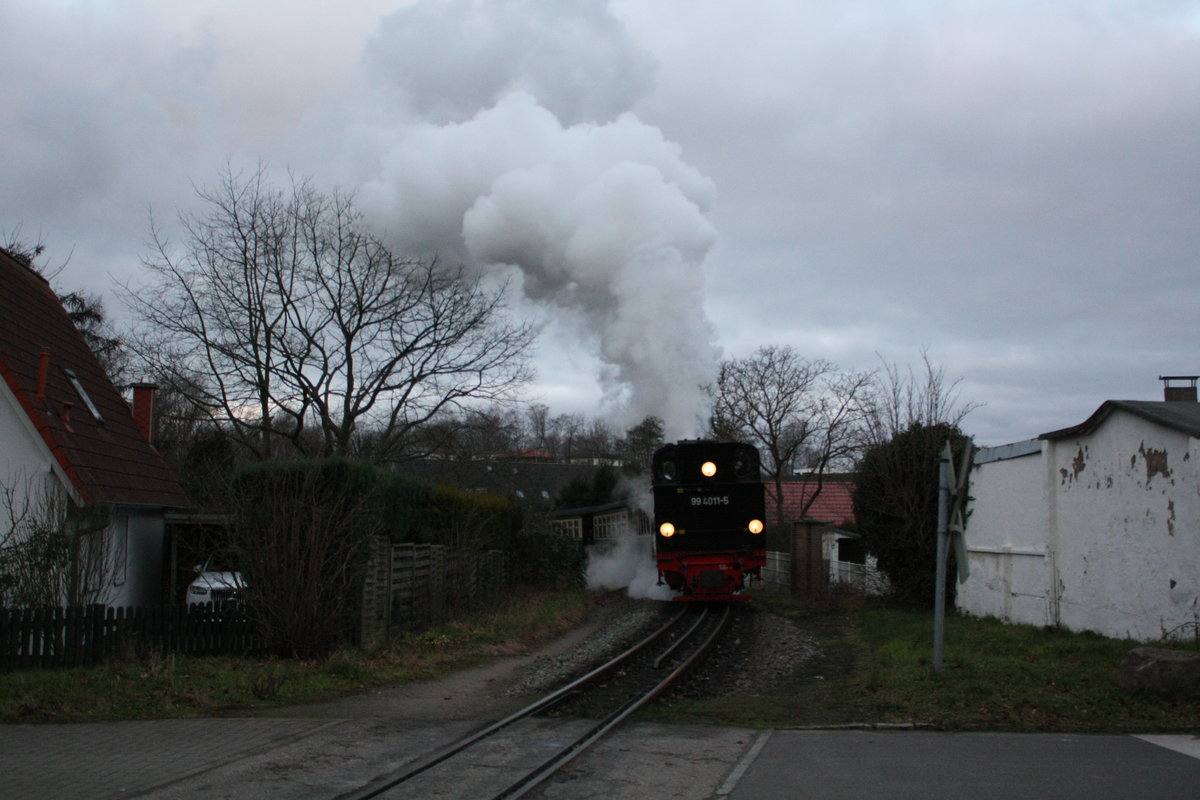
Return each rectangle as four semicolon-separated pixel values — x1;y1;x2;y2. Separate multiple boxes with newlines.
2;718;1199;799
718;730;1200;800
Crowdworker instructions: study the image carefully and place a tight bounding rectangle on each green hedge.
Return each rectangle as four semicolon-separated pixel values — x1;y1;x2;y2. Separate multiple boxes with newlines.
229;457;432;657
225;459;579;655
853;422;970;607
233;457;431;545
508;518;585;588
428;485;522;551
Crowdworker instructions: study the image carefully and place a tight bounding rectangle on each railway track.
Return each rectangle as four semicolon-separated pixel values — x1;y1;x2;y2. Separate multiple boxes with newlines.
336;603;733;800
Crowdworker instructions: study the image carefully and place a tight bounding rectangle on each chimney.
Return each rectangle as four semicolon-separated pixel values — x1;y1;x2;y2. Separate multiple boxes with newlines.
131;383;157;442
1159;375;1199;403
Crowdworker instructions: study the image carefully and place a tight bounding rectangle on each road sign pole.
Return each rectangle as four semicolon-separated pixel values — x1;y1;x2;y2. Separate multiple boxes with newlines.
933;449;950;674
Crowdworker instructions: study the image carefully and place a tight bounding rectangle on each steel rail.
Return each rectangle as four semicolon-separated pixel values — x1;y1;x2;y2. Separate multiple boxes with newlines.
491;604;733;800
336;605;689;800
652;606;710;669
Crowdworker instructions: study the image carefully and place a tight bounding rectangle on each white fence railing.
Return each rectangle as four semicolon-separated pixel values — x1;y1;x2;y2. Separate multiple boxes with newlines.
761;550;888;595
763;550;792;589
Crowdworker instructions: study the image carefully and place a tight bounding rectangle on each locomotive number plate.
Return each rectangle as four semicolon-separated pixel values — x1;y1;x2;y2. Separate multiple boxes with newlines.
690;495;730;507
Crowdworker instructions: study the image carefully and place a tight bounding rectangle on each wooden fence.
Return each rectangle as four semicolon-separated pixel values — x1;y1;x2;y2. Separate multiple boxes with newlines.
360;540;507;646
0;603;264;670
3;541;509;668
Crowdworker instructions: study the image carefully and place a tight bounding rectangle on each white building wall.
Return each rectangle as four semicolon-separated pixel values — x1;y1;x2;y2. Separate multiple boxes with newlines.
0;383;73;506
3;385;165;608
959;445;1055;627
960;411;1200;641
107;510;167;607
1049;413;1200;640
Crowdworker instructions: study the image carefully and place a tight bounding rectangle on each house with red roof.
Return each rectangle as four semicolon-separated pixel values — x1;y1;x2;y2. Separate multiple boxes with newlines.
760;473;889;594
765;473;856;527
0;249;190;607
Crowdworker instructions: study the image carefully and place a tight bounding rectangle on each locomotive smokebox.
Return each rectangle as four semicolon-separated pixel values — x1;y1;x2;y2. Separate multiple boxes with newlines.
652;439;767;601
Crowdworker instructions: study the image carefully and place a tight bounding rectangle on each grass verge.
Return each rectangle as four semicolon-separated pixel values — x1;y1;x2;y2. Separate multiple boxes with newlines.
652;589;1200;733
0;587;589;723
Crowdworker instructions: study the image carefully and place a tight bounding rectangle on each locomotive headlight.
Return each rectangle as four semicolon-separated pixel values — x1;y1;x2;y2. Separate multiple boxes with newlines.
659;522;676;538
748;519;764;534
700;461;717;477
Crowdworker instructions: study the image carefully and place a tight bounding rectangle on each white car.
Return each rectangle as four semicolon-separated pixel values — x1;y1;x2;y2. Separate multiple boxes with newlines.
187;570;246;606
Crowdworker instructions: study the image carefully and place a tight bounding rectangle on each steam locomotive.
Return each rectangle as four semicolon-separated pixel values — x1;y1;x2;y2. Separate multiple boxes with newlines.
652;439;766;601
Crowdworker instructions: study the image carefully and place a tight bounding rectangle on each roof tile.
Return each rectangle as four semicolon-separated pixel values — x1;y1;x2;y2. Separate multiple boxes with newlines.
766;476;855;526
0;251;190;508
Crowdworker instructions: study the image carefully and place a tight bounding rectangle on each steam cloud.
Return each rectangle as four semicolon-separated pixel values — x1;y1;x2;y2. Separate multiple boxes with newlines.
585;531;674;601
582;476;674;600
353;0;721;438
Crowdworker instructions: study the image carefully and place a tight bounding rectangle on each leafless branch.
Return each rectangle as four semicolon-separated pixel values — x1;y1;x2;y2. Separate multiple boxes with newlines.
122;164;535;463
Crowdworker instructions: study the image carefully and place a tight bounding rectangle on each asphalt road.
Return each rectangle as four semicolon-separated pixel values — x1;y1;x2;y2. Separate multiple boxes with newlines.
719;729;1200;800
2;718;1198;799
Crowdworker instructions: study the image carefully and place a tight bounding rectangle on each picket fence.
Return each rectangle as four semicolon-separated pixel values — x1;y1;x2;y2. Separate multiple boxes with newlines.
0;602;263;670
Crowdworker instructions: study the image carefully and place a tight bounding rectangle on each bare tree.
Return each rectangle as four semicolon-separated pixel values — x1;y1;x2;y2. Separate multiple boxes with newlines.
549;413;585;462
0;474;115;608
123;164;535;463
0;228;62;276
576;418;617;463
711;345;873;527
620;415;665;475
862;349;981;447
446;405;525;458
526;403;551;453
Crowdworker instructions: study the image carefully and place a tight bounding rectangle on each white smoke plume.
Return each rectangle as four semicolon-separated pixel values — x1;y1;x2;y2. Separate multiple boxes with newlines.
583;472;674;600
350;1;721;438
585;532;674;601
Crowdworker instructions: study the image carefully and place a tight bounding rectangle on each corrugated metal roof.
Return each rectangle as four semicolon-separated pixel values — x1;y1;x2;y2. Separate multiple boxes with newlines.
975;438;1041;464
0;250;190;508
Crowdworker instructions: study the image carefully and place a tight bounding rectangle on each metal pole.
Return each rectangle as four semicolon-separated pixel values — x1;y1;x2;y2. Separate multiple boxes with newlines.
933;452;950;673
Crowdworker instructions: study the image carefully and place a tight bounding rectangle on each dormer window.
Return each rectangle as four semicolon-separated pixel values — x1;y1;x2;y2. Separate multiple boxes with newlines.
62;368;104;426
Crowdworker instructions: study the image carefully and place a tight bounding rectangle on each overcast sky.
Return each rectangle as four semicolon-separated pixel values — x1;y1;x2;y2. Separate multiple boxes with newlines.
3;0;1198;446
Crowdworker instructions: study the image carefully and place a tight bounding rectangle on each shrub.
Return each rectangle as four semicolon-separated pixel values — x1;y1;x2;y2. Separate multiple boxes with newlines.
231;457;430;658
853;423;969;607
428;485;521;551
507;517;585;588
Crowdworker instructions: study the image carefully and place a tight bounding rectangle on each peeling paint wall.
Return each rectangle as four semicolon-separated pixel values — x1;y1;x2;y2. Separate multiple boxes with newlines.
960;410;1200;641
1050;413;1199;640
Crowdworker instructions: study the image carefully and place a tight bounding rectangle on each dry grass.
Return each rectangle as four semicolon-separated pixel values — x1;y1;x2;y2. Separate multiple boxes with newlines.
0;587;589;723
654;590;1200;733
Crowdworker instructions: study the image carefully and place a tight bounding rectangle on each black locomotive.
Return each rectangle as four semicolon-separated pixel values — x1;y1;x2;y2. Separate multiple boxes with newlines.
652;439;766;601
